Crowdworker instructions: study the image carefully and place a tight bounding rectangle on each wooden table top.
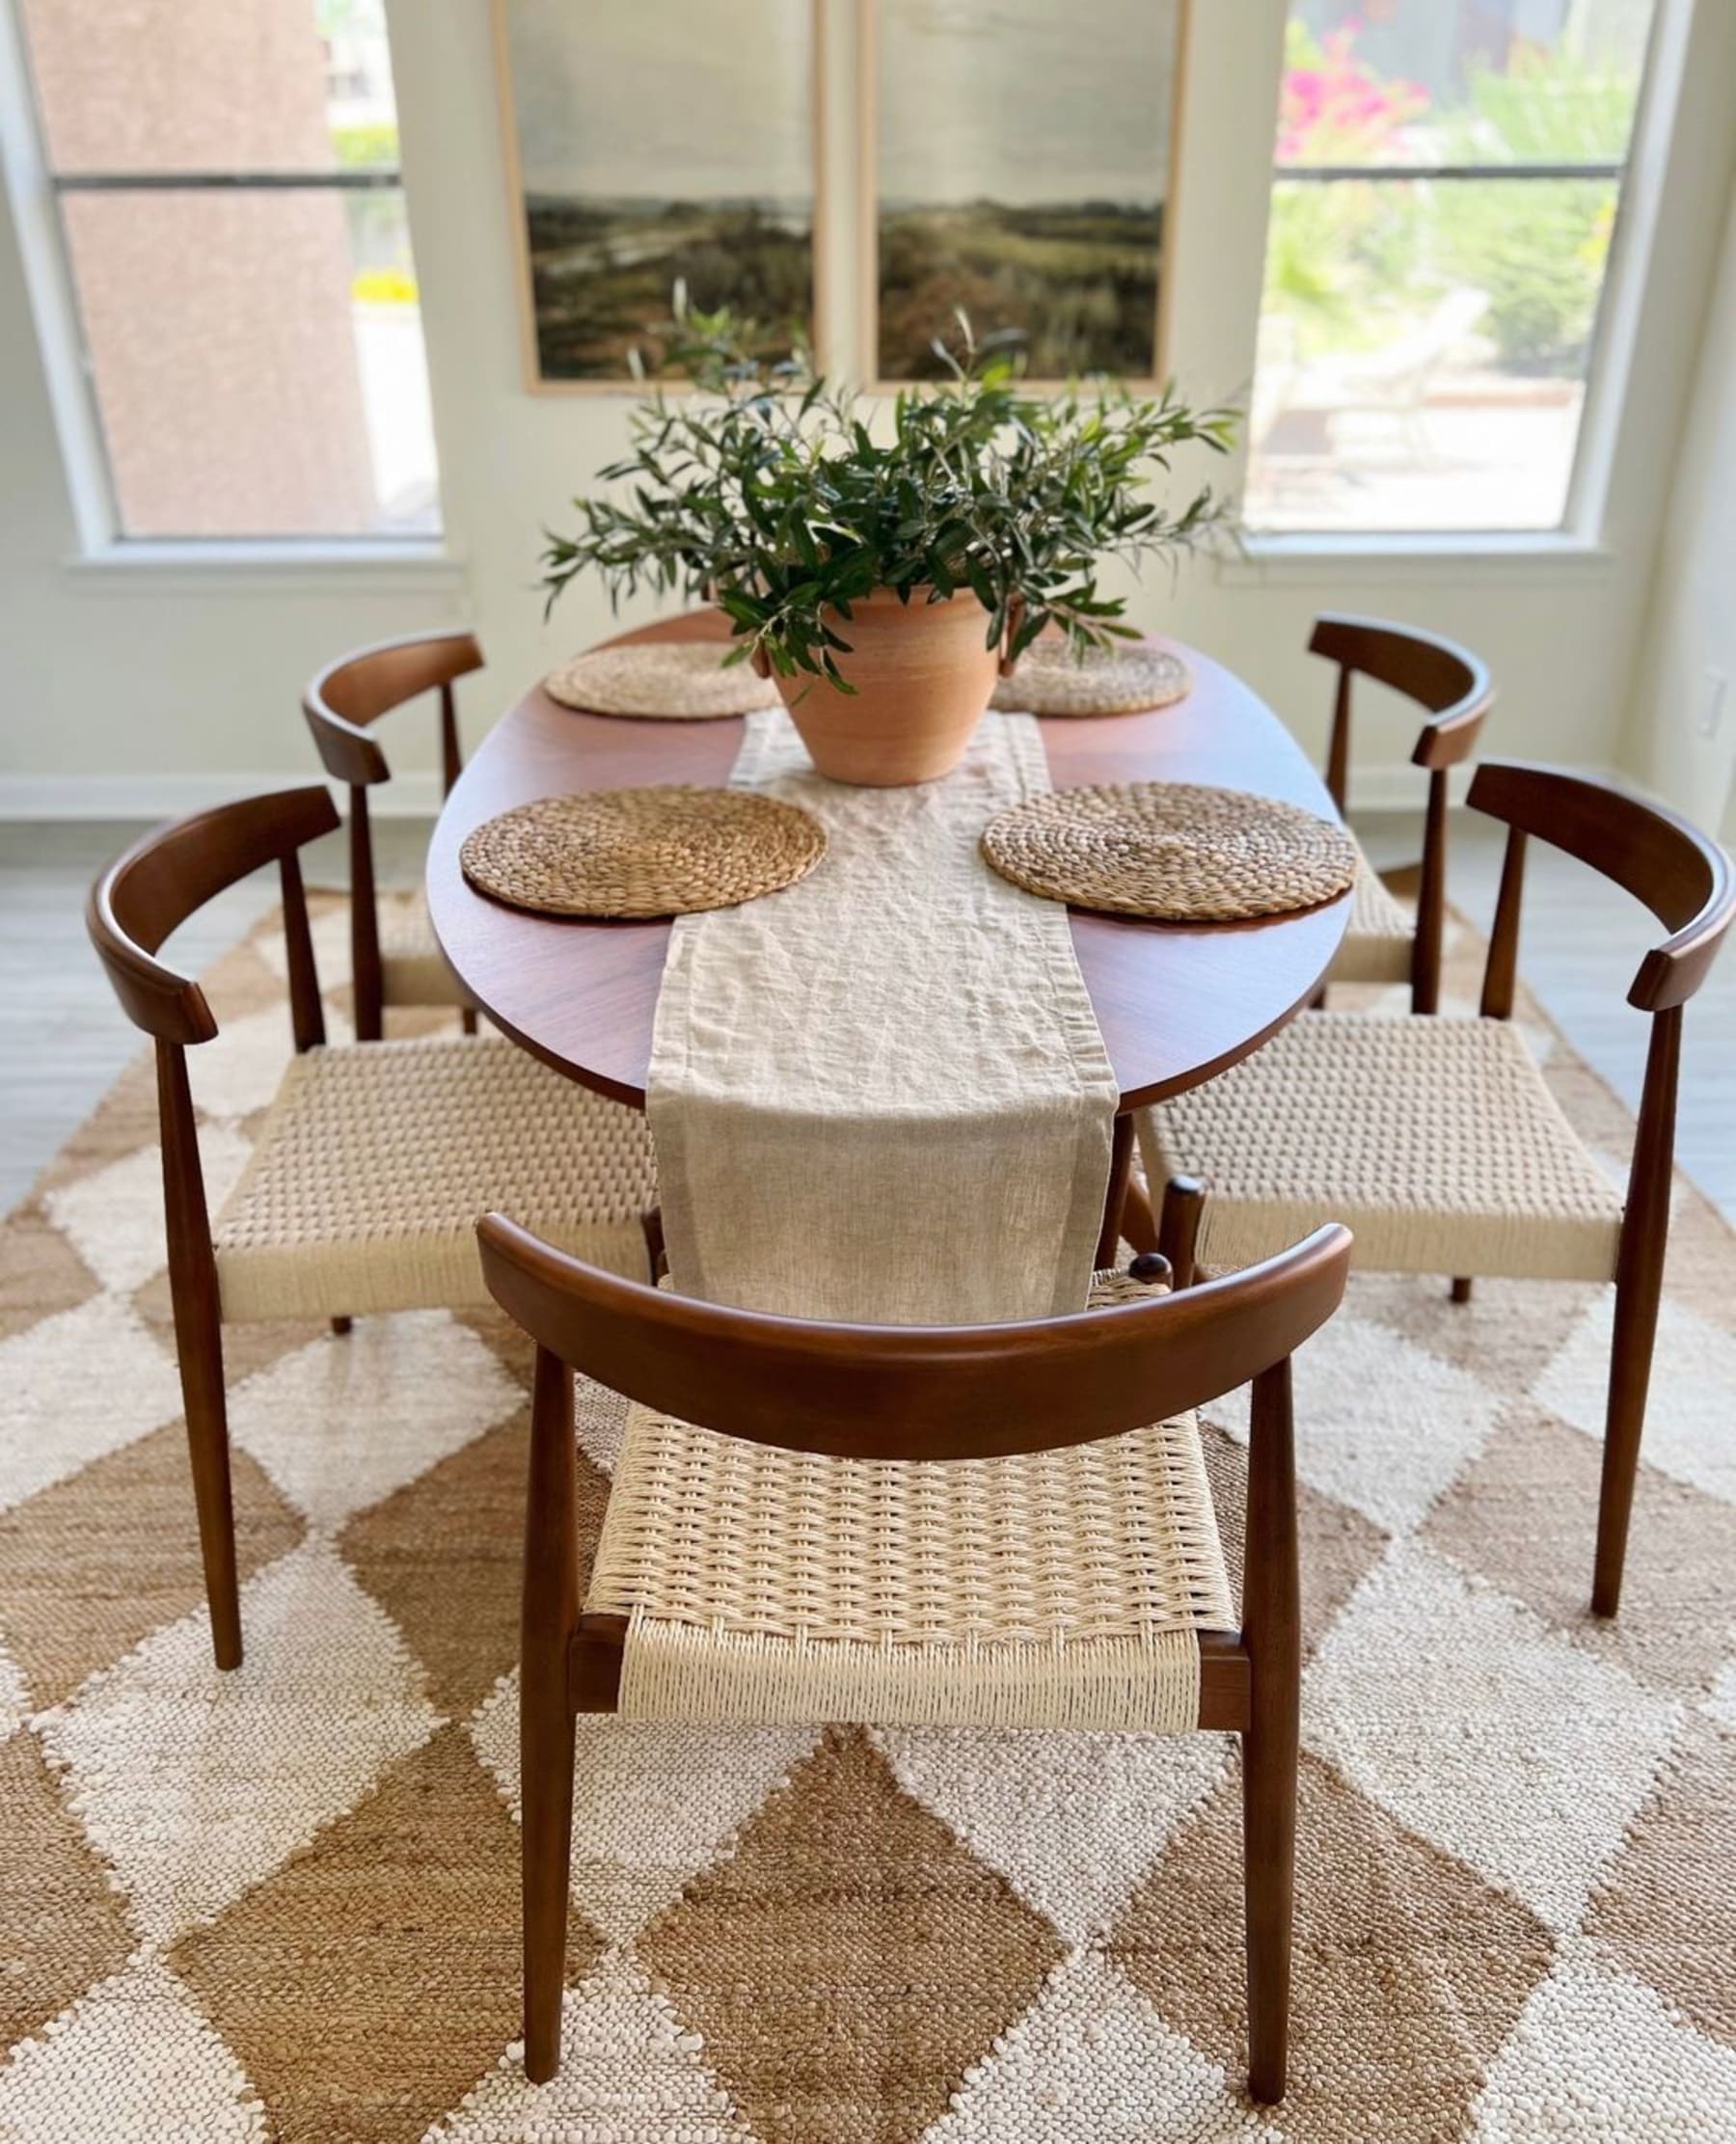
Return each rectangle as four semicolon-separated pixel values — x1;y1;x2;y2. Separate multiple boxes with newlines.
426;611;1350;1111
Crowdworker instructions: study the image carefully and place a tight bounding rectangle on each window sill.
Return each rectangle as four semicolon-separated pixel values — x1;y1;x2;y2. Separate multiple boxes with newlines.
63;538;468;599
1216;531;1618;588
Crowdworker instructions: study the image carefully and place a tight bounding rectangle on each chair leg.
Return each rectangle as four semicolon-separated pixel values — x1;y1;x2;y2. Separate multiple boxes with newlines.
330;1316;353;1337
1243;1703;1297;2104
177;1311;242;1670
521;1343;583;2083
1592;1266;1665;1619
1450;1278;1473;1305
521;1648;576;2083
1120;1175;1159;1256
1159;1175;1206;1290
461;1005;479;1037
1243;1357;1299;2103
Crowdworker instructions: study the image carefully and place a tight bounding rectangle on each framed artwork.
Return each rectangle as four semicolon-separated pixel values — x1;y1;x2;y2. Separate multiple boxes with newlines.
493;0;821;388
865;0;1188;384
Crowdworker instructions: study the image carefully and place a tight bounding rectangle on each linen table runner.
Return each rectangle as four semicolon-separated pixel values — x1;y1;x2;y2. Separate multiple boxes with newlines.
647;709;1119;1324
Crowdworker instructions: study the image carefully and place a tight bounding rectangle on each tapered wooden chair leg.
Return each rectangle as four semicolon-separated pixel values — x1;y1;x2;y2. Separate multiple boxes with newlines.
522;1343;582;2083
1594;1006;1679;1618
1592;1268;1665;1619
1243;1706;1297;2104
178;1319;242;1670
1450;1278;1473;1304
1243;1357;1299;2105
330;1316;353;1337
461;1006;479;1036
1159;1176;1206;1291
521;1663;576;2082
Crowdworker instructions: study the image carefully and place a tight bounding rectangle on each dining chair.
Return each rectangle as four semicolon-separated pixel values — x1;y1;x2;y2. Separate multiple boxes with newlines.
1314;613;1495;1013
302;628;484;1039
86;787;660;1670
1140;762;1735;1616
477;1211;1355;2103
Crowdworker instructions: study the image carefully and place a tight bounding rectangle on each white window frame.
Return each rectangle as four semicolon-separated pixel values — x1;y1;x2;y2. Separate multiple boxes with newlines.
0;0;1698;580
1230;0;1692;571
0;0;452;575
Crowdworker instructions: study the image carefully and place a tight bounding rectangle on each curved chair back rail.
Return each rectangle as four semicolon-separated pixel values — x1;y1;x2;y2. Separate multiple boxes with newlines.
476;1212;1353;1462
1468;760;1736;1014
301;628;485;788
1311;612;1496;1017
302;628;485;1040
87;785;339;1046
1309;612;1495;781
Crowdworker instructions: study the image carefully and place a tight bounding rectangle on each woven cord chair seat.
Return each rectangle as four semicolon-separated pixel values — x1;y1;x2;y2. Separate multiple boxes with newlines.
378;889;472;1010
1139;1012;1624;1282
584;1277;1236;1734
212;1037;656;1319
1326;842;1415;986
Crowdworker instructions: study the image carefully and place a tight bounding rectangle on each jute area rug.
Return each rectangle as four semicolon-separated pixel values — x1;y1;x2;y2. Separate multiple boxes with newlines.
1;892;1734;2144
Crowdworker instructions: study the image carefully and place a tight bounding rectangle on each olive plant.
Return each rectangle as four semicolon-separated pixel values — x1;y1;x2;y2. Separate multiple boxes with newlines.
542;307;1237;692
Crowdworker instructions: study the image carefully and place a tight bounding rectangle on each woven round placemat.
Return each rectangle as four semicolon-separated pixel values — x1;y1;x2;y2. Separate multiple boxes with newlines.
981;781;1357;921
460;787;826;918
990;638;1191;717
543;642;781;719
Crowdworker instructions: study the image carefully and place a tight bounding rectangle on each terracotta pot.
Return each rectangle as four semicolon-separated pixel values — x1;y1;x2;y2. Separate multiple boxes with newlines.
764;589;1002;786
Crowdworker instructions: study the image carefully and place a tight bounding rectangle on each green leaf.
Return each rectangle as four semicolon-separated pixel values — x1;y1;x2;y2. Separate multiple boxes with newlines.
536;302;1240;673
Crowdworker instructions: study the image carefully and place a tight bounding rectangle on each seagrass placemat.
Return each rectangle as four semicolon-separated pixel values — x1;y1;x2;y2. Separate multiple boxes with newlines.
990;638;1191;716
981;780;1357;921
543;641;781;719
459;787;826;918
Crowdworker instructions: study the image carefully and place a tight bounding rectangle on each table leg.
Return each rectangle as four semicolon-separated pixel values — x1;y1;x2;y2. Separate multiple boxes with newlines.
1095;1114;1137;1268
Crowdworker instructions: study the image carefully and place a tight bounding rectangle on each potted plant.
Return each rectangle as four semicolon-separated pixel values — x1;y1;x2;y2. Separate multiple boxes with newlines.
542;308;1237;787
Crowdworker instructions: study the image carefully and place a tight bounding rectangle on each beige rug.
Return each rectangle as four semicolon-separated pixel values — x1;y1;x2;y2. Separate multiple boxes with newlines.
2;893;1734;2143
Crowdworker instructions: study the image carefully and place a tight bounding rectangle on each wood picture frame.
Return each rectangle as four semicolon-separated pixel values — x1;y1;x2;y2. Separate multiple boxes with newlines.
859;0;1190;391
491;0;827;393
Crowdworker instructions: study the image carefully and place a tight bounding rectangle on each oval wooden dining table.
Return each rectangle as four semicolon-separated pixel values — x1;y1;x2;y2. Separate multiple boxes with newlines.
428;611;1349;1124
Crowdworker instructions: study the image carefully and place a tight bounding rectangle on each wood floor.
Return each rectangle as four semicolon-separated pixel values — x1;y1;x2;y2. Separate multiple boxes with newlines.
5;812;1734;1224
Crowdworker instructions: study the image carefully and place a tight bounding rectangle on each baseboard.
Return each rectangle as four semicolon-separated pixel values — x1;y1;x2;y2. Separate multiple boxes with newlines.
0;771;444;821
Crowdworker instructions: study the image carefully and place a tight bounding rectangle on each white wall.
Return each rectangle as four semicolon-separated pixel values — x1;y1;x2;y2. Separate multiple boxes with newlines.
2;0;1734;817
0;186;466;811
1620;183;1736;836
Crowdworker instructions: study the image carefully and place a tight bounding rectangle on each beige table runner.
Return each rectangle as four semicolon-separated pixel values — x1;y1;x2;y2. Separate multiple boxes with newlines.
646;709;1119;1324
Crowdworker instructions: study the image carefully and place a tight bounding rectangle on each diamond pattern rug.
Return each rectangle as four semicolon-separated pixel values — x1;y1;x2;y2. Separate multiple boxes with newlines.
3;895;1735;2142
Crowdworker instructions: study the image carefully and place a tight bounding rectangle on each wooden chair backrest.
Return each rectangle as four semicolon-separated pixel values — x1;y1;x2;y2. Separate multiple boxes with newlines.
87;787;339;1047
1310;613;1495;1016
302;629;484;789
88;790;339;1311
1310;613;1494;789
1468;761;1735;1015
302;630;483;1040
477;1215;1353;1463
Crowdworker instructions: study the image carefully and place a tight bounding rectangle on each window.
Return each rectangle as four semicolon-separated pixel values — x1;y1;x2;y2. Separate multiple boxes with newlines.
13;0;440;542
1243;0;1659;536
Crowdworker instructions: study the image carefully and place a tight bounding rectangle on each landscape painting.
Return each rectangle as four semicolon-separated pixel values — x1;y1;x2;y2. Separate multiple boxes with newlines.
873;0;1184;381
496;0;816;384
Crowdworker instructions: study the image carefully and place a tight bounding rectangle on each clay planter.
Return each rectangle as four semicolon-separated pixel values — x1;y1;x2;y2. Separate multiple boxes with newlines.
762;588;1002;786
